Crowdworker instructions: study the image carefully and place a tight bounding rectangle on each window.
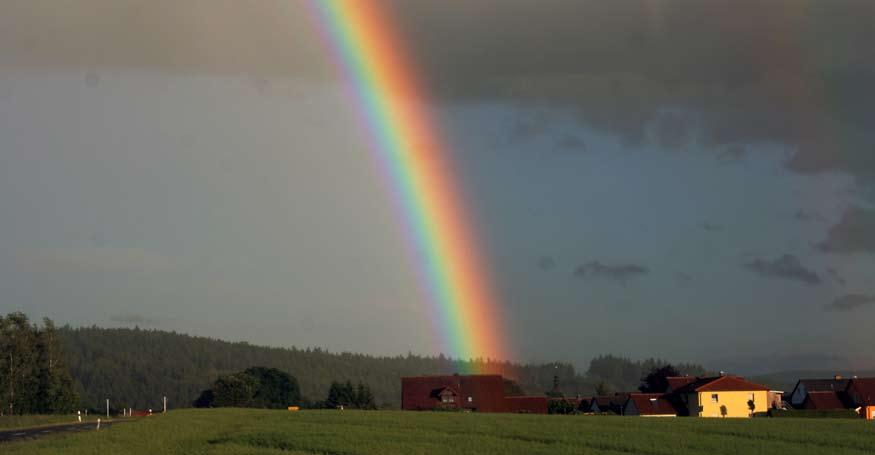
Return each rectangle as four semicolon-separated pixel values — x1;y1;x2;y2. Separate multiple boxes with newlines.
711;394;718;403
467;396;473;403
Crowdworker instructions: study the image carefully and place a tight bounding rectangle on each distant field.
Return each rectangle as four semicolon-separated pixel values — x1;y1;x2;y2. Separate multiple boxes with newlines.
4;409;874;454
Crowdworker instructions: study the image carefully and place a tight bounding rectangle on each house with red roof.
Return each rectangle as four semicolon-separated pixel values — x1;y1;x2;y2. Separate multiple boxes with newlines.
401;374;549;413
623;393;678;417
801;391;846;410
844;378;875;409
401;374;508;412
668;375;770;418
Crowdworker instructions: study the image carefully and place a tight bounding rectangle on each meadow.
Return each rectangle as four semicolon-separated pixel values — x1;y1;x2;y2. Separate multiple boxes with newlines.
4;409;874;455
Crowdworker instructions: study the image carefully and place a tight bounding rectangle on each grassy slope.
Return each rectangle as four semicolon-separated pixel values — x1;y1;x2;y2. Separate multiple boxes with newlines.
4;409;874;455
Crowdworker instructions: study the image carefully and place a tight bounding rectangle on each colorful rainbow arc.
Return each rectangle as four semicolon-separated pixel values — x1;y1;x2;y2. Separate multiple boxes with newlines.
307;0;507;365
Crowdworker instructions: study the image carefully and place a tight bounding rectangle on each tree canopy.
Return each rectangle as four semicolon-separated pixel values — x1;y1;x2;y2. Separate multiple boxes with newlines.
639;364;682;393
0;313;78;415
195;367;301;409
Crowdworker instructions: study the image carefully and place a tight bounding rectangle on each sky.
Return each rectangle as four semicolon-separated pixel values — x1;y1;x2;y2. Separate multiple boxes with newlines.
1;0;874;374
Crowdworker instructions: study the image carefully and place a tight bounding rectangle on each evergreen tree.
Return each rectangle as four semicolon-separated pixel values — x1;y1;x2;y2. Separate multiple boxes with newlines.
0;313;78;415
355;383;376;410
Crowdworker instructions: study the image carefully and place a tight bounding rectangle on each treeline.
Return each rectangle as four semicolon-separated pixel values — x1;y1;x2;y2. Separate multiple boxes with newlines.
56;326;707;410
0;313;77;415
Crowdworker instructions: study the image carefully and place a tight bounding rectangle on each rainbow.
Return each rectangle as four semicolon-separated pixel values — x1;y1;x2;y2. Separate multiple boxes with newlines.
306;0;507;365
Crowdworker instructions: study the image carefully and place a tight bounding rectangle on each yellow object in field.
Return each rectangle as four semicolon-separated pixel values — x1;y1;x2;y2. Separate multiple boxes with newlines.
287;406;300;412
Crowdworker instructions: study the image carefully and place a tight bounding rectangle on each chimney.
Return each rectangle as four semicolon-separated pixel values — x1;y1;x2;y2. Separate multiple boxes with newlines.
835;375;843;381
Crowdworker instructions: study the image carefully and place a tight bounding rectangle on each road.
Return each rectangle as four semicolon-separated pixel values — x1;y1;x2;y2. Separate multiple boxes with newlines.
0;420;121;443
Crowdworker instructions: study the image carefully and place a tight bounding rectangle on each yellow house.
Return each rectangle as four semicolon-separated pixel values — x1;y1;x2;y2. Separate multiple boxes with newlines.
668;375;770;418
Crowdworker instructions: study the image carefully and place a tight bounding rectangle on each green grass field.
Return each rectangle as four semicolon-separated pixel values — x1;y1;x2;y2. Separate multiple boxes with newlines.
4;409;874;454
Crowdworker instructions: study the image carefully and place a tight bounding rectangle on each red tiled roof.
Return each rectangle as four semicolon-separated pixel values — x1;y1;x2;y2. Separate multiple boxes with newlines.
505;396;548;414
803;391;846;410
674;375;769;393
666;376;697;391
401;375;507;412
847;378;875;406
626;393;678;416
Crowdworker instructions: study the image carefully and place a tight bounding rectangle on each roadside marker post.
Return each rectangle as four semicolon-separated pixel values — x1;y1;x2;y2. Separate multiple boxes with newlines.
96;418;100;431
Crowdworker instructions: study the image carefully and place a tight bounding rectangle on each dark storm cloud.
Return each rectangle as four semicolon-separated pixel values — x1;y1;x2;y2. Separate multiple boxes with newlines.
817;206;875;254
744;254;821;285
3;0;875;180
392;0;875;180
573;261;649;285
824;294;875;312
110;313;157;326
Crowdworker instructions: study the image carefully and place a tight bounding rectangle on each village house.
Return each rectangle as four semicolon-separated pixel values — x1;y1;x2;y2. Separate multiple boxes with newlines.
844;378;875;410
788;376;850;408
667;375;770;418
401;374;548;413
622;393;677;417
801;391;846;410
402;374;507;412
588;393;629;414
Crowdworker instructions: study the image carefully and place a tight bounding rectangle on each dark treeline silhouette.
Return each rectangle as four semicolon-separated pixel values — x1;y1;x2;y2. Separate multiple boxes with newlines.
0;313;78;415
194;367;301;409
56;326;706;409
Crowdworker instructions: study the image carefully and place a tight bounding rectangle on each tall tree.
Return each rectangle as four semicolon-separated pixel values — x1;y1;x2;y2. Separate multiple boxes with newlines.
0;313;78;414
34;318;78;413
639;364;681;393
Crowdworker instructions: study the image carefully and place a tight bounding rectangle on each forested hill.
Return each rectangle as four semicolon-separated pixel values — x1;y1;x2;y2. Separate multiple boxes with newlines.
57;326;706;410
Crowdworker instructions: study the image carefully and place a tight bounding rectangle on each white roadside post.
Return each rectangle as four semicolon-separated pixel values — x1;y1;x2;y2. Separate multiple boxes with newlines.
163;396;167;414
96;418;100;431
77;410;82;423
106;399;110;419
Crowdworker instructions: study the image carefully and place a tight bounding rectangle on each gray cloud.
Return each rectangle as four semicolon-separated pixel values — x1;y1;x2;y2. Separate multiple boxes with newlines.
795;209;826;222
19;247;175;274
744;254;821;285
110;313;157;326
537;256;556;271
554;133;586;152
573;261;649;285
824;294;875;312
3;1;874;182
675;272;693;287
717;145;748;162
702;223;724;232
826;267;847;286
817;206;875;253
